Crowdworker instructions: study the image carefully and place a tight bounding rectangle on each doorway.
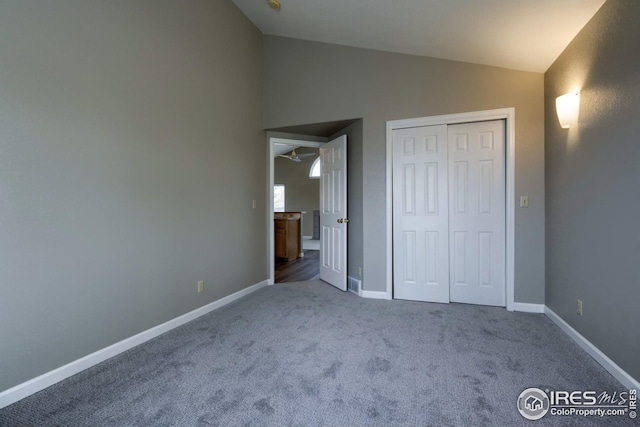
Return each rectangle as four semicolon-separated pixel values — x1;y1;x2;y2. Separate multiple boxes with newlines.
269;138;323;284
268;135;349;290
266;118;362;291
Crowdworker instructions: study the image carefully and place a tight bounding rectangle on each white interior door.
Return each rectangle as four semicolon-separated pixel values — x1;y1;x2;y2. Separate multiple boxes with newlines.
319;135;347;291
392;125;450;302
392;120;505;306
448;121;505;306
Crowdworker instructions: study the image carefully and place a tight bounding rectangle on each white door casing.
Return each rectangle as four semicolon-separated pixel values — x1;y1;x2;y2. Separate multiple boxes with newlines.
392;125;450;302
448;121;505;306
319;135;348;291
391;120;506;307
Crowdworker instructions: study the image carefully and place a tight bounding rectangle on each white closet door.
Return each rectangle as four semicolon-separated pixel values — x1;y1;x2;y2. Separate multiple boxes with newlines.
448;120;505;306
392;125;450;302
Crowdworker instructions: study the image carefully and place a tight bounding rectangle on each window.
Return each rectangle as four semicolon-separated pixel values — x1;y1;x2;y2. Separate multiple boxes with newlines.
274;184;285;212
309;157;321;179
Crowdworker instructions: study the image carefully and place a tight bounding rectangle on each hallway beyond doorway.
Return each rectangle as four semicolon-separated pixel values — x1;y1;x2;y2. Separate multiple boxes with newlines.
275;250;319;283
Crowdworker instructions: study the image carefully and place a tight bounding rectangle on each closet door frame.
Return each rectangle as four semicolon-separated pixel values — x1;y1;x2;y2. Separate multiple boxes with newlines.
385;108;515;311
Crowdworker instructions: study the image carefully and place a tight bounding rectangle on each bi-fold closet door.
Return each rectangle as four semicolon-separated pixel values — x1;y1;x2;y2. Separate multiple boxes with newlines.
392;120;505;306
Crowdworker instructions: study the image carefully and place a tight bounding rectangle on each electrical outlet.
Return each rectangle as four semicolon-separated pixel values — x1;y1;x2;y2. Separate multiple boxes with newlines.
577;299;583;316
252;199;256;209
198;280;204;293
357;267;362;277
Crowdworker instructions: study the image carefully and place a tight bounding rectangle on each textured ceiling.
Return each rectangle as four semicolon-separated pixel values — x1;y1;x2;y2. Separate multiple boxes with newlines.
233;0;606;73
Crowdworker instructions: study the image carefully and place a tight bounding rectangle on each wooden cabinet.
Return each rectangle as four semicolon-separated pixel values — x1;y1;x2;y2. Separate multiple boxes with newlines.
274;212;301;261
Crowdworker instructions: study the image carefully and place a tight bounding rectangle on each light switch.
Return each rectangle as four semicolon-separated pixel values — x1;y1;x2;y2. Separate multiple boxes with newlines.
520;196;529;208
252;200;256;209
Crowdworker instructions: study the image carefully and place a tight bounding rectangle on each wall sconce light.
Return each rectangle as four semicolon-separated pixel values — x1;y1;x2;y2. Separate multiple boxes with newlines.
556;92;580;128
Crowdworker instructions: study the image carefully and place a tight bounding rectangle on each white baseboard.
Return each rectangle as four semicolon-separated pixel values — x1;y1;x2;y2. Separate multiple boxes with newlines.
0;279;270;410
544;306;640;391
361;289;392;300
513;302;545;313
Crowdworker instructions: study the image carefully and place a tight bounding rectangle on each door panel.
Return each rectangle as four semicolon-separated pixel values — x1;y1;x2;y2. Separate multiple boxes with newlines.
454;161;468;213
319;135;347;291
393;125;450;302
448;120;505;306
453;231;468;286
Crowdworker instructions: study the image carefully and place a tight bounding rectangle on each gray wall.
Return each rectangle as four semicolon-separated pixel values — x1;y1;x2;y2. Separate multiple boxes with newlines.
274;147;319;236
263;36;545;302
0;0;265;391
545;0;640;381
331;121;364;281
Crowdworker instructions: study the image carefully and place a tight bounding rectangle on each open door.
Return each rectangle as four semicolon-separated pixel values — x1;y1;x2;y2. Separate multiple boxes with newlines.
319;135;347;291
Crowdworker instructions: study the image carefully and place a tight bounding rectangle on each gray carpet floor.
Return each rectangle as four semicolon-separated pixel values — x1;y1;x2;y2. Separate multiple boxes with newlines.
0;280;635;426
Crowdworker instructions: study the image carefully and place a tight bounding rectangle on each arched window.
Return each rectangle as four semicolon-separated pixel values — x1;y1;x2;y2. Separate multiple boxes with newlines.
309;157;321;179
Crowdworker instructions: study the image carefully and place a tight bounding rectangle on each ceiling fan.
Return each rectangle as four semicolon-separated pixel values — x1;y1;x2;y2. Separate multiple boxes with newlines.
279;148;316;162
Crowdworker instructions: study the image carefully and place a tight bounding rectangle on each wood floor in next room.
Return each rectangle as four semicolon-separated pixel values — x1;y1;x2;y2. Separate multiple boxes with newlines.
275;250;319;283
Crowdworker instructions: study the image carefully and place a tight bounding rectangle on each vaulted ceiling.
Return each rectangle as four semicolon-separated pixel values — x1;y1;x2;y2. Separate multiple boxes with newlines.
233;0;606;73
